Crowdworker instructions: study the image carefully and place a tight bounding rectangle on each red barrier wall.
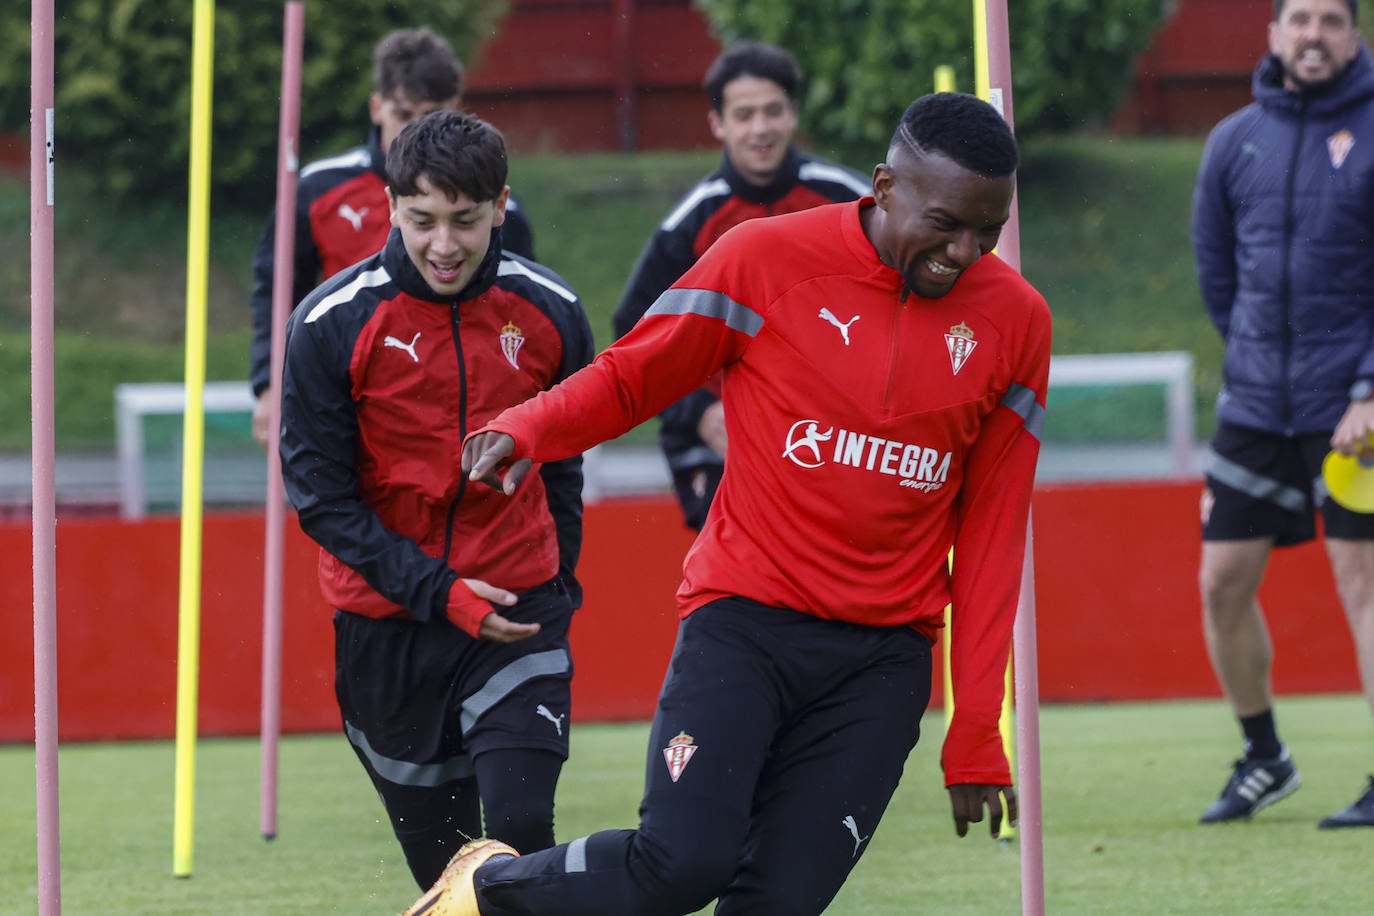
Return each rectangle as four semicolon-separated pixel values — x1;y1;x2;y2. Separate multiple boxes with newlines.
463;0;721;152
2;482;1359;743
1110;0;1272;135
1029;481;1355;701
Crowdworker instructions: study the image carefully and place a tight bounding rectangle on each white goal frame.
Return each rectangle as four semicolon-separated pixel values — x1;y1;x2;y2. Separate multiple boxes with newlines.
112;351;1196;518
114;381;256;520
1047;350;1196;477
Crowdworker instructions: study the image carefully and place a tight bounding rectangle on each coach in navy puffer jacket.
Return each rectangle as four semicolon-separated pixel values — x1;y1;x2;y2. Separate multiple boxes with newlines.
1193;42;1374;434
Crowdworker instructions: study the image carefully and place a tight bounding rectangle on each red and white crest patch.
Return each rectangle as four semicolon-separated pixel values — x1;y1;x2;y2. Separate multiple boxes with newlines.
500;320;525;370
662;731;698;783
1329;129;1355;169
945;321;977;376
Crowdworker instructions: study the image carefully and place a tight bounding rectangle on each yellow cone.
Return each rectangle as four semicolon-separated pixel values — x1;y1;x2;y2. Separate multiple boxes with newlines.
1322;450;1374;513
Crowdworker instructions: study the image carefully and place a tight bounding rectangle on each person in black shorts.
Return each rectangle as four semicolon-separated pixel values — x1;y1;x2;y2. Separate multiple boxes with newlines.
278;110;594;887
1193;0;1374;828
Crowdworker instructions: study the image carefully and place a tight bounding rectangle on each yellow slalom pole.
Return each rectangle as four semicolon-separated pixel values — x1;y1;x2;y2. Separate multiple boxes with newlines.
973;0;1017;844
937;53;1016;840
974;0;991;100
997;660;1017;840
173;0;215;878
936;65;957;722
942;554;954;717
934;64;956;94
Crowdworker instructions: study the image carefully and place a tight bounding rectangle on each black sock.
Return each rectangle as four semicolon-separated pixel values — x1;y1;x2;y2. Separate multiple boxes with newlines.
1240;710;1282;760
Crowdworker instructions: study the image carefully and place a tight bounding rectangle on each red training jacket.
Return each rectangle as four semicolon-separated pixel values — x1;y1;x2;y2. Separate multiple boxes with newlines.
479;200;1051;784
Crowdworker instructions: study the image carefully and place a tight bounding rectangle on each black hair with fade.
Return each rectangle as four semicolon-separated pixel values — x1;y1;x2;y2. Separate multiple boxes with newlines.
386;111;507;203
372;27;464;102
702;41;803;112
890;93;1018;178
1273;0;1358;23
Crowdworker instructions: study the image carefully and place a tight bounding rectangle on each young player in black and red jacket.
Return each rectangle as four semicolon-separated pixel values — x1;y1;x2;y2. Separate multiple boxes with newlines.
250;27;535;446
611;41;869;530
278;110;592;892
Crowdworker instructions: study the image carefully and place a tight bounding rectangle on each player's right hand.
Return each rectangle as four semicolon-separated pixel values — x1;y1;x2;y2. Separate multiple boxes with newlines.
462;431;530;495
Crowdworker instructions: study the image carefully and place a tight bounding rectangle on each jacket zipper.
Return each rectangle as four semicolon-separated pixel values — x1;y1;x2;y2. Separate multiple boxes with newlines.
441;301;467;561
884;288;910;412
1278;98;1306;434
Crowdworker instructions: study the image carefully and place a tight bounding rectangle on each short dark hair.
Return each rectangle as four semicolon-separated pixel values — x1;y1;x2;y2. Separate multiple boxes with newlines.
890;93;1018;178
386;111;507;203
372;28;464;102
702;41;803;112
1273;0;1357;23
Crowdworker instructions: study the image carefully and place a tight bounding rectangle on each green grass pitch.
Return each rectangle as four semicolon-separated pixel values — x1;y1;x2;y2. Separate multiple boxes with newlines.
3;694;1372;913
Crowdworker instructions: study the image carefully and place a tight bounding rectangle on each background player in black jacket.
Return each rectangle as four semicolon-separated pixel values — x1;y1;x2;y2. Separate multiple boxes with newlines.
249;27;535;447
611;41;869;530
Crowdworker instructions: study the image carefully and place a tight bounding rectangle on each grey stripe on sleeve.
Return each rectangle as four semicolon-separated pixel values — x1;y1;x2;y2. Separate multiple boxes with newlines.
646;288;763;337
1001;383;1045;441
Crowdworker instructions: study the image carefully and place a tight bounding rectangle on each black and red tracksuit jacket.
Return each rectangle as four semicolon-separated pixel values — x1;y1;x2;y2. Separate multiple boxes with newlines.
279;227;592;636
610;146;870;476
250;127;536;396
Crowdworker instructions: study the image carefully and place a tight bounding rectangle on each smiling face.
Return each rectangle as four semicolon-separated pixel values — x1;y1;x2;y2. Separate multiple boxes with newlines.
1269;0;1360;91
864;147;1013;299
389;176;508;296
708;75;798;186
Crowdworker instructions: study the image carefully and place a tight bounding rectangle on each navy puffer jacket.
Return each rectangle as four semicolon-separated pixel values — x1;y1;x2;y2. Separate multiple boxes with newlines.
1193;43;1374;434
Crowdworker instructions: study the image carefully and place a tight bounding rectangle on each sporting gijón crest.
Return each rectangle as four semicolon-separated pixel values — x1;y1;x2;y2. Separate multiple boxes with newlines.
944;321;977;375
663;731;698;783
1328;128;1355;170
500;320;525;370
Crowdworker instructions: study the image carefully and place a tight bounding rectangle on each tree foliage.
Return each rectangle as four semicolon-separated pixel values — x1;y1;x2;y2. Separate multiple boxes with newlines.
0;0;507;206
693;0;1167;163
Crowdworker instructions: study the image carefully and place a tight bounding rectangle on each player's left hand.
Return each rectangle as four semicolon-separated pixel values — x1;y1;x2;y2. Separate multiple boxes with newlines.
697;400;728;458
1331;400;1374;457
251;389;273;452
462;431;531;495
477;610;541;643
947;783;1017;839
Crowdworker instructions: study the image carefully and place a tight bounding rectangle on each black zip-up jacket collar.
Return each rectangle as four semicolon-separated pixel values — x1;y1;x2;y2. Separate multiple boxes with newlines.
365;127;388;179
381;225;504;305
717;145;805;205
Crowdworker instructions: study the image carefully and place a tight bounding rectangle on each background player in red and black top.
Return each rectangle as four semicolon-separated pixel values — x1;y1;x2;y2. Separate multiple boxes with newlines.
611;41;869;530
250;27;535;447
279;111;593;891
447;93;1049;916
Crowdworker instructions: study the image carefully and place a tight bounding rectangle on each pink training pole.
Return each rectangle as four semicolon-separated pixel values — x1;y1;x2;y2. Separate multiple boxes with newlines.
31;0;61;912
260;0;305;842
1012;523;1045;914
983;2;1047;912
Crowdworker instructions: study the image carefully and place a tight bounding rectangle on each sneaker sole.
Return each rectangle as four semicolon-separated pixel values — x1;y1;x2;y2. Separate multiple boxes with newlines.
403;839;519;916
